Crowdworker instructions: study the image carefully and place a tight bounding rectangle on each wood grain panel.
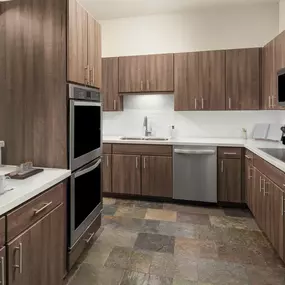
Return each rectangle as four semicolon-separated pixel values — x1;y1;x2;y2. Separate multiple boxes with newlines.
0;217;5;248
68;214;101;270
119;56;146;93
112;155;141;195
68;0;88;85
8;204;64;285
218;147;242;159
253;154;285;190
142;156;173;198
0;0;67;168
103;143;112;154
174;52;199;111
7;183;64;242
103;154;112;193
146;54;174;92
199;50;226;110
226;48;261;110
218;158;242;203
112;144;172;156
102;57;123;111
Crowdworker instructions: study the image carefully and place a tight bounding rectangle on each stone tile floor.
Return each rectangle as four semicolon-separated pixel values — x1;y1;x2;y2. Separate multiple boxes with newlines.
66;198;285;285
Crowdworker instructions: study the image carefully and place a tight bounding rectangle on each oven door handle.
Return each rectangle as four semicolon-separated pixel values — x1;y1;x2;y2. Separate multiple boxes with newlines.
75;158;101;178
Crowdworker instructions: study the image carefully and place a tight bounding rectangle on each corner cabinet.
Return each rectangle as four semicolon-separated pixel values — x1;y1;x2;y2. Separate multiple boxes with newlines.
8;204;64;285
68;0;101;88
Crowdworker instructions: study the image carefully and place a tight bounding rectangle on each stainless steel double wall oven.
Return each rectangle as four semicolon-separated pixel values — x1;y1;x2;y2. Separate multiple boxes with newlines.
68;84;102;247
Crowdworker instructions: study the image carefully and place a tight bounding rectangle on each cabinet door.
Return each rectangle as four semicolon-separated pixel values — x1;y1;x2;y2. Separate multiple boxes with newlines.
142;156;172;198
226;48;260;110
102;58;123;111
218;158;241;203
0;247;5;285
88;15;101;88
199;51;226;110
145;54;174;92
8;204;64;285
68;0;88;85
119;56;146;93
112;154;141;195
174;52;199;111
103;154;112;193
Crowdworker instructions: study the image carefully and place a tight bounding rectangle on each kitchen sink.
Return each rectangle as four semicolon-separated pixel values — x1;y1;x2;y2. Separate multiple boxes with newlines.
120;136;169;141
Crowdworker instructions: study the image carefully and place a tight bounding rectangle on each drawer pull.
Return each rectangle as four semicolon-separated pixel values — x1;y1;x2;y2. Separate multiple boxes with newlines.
245;155;251;159
84;232;95;244
13;243;23;274
33;202;53;215
223;152;237;155
0;256;4;285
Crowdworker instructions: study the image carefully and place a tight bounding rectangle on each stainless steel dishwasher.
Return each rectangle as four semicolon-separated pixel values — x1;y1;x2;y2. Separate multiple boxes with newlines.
173;145;217;203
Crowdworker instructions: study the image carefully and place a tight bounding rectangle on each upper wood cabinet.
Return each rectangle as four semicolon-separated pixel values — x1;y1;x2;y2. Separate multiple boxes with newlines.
8;204;64;285
68;0;88;85
141;156;173;198
199;51;226;110
68;0;101;88
102;57;123;111
226;48;261;110
118;54;174;93
174;52;199;111
146;54;174;92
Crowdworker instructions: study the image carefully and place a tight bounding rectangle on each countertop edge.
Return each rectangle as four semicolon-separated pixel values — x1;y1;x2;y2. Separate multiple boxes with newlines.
0;170;71;216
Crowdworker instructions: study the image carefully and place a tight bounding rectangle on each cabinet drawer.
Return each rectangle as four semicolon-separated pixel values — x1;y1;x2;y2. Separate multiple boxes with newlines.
0;217;5;247
7;183;64;241
113;144;172;156
103;143;112;154
68;214;101;270
218;147;242;159
253;154;285;190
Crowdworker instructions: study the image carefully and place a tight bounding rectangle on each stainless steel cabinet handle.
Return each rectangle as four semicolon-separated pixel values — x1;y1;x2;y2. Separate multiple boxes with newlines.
113;100;117;111
174;149;216;155
194;98;197;110
140;81;143;91
248;167;252;179
229;97;232;109
135;157;138;169
84;232;95;244
89;68;93;85
84;66;89;84
268;96;271;109
147;80;150;91
93;67;95;85
0;256;4;285
13;243;23;274
221;160;224;173
264;181;269;196
259;176;262;192
271;96;275;108
224;152;237;155
201;97;204;109
143;157;146;169
245;155;251;159
33;202;53;215
106;156;109;167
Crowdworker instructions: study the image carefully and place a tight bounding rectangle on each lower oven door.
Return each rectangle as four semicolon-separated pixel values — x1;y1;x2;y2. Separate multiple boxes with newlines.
70;157;102;246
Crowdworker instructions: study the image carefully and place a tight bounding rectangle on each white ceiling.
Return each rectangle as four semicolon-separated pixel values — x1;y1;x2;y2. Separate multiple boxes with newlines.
79;0;279;20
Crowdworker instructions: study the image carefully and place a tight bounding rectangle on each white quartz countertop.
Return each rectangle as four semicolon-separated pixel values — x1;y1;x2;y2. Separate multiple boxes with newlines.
0;166;71;216
103;136;285;173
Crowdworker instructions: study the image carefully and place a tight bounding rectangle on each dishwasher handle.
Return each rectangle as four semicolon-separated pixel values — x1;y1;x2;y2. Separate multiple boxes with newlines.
174;149;216;155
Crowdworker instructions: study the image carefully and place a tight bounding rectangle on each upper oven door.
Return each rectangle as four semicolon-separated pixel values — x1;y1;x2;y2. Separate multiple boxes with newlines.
70;100;102;171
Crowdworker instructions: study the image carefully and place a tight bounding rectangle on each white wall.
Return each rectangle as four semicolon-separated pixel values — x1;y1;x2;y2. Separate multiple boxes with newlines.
103;95;283;138
280;0;285;33
100;3;279;57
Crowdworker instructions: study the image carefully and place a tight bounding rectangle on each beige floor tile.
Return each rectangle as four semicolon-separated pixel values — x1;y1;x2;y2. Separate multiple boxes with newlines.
145;209;177;222
114;206;147;219
103;198;116;205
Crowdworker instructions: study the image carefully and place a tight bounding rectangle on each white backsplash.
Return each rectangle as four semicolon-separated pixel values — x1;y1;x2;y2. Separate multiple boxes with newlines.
103;95;283;138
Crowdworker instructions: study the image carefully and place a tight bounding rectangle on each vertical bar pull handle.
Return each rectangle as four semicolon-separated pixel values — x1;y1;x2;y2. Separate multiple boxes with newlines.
0;256;4;285
221;160;224;173
201;97;204;109
229;98;232;109
135;157;138;169
194;98;197;110
143;157;146;169
106;156;109;167
13;242;23;274
113;100;117;111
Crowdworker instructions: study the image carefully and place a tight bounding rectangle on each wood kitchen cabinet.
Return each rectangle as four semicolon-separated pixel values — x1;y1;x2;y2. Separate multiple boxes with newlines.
103;154;112;193
142;156;173;198
226;48;261;110
112;154;141;195
8;204;64;285
119;56;146;93
68;0;88;85
68;0;101;88
218;158;242;203
118;54;174;93
102;57;123;111
174;52;199;111
199;50;226;110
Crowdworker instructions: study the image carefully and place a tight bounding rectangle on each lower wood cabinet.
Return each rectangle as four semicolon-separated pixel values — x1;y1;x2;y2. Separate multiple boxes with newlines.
0;247;5;285
103;154;112;193
8;204;64;285
112;154;141;195
218;158;242;203
142;156;172;198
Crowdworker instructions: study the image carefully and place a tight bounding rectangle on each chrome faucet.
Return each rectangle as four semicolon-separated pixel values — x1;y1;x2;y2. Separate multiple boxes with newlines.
143;116;152;137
